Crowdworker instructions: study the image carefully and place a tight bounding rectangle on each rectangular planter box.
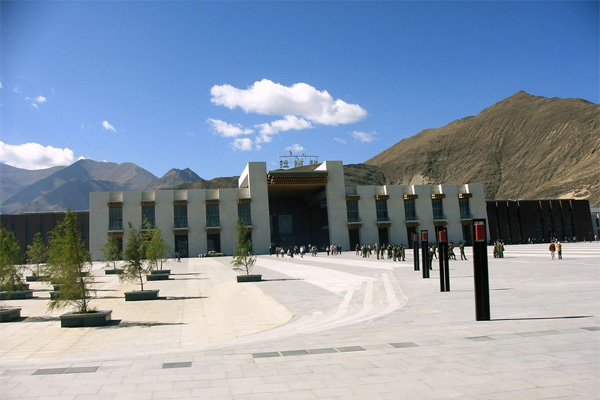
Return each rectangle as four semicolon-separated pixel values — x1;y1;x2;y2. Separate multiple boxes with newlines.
0;283;30;291
124;289;160;301
146;273;170;281
0;307;22;322
60;310;112;328
236;274;262;283
26;275;48;282
150;270;171;275
105;268;124;275
0;290;34;300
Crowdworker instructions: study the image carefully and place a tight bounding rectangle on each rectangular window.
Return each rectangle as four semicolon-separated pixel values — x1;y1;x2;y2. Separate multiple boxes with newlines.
109;207;123;230
142;206;155;229
238;202;252;225
404;199;417;220
376;199;389;221
432;199;445;220
174;204;188;228
346;200;359;222
206;204;220;227
459;198;471;219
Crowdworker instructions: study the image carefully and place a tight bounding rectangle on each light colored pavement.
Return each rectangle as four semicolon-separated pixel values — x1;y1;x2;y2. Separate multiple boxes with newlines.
1;242;598;399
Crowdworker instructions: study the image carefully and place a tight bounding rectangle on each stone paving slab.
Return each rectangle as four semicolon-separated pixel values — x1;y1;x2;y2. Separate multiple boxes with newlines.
0;242;598;399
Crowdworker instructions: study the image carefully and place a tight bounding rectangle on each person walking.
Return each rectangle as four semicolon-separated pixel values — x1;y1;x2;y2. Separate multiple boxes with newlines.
459;242;467;260
556;241;562;260
448;243;456;260
549;241;556;260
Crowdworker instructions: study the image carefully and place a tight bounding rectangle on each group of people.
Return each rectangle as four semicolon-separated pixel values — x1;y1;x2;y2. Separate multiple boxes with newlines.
492;240;505;258
355;243;407;261
548;240;563;260
270;244;327;258
354;241;469;263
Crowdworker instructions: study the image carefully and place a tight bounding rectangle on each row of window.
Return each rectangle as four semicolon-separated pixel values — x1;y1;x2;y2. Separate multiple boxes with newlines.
346;198;471;223
108;197;471;231
108;203;252;231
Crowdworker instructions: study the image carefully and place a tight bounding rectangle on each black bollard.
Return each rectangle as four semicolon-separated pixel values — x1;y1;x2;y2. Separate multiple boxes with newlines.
413;234;420;271
421;230;429;278
438;229;450;292
473;219;490;321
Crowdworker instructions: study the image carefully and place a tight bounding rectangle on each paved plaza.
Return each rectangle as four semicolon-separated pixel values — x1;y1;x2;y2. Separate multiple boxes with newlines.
1;242;598;399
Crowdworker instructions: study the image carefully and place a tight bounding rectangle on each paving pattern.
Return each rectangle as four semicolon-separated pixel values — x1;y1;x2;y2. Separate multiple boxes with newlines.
1;242;598;399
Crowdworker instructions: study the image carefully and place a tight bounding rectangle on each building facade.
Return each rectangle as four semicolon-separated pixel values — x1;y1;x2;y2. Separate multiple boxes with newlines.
591;208;600;240
486;199;594;244
0;211;90;255
89;161;487;260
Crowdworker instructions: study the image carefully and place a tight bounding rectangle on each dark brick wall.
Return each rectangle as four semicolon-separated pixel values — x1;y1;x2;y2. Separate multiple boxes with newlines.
0;212;90;257
486;200;593;244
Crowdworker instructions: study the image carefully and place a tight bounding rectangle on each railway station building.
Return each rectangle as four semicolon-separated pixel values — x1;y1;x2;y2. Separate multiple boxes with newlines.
89;161;487;260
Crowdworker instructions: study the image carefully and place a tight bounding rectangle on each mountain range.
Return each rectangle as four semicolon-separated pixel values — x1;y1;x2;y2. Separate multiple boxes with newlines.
1;91;598;214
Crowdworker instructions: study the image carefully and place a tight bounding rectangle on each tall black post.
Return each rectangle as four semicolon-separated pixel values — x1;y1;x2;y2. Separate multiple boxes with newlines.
413;234;420;271
473;219;490;321
438;229;450;292
421;230;429;278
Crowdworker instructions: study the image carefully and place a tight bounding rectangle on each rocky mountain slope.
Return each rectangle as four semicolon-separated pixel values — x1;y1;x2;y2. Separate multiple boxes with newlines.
0;160;200;213
366;91;600;207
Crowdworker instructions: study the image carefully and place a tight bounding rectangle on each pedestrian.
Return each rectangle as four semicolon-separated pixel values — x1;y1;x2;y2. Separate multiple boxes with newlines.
448;243;456;260
549;241;556;259
557;241;562;260
459;242;467;260
431;243;437;259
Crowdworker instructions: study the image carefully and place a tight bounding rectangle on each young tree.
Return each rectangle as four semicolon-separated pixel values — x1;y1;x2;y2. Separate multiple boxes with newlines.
46;209;94;313
145;225;168;271
231;218;256;276
27;232;47;276
0;227;25;297
102;234;122;270
121;221;151;291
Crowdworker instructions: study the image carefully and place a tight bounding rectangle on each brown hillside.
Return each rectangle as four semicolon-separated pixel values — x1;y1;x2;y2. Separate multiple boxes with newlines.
366;91;600;207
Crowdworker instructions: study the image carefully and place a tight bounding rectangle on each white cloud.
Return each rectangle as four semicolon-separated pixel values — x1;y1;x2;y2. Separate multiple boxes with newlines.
102;120;117;133
26;95;47;108
285;144;305;153
0;141;83;170
211;79;367;125
207;118;253;137
350;130;376;143
0;81;3;89
231;138;257;151
256;115;313;135
333;137;347;144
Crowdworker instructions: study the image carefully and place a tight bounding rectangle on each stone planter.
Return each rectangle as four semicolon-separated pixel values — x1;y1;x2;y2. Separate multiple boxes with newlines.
0;283;30;291
0;307;22;322
124;289;160;301
146;273;170;281
104;268;124;275
0;290;34;300
151;270;171;275
60;310;112;328
26;275;48;282
236;274;262;283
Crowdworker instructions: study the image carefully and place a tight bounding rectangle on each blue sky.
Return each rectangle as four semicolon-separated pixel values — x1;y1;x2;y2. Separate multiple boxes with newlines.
1;1;598;179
